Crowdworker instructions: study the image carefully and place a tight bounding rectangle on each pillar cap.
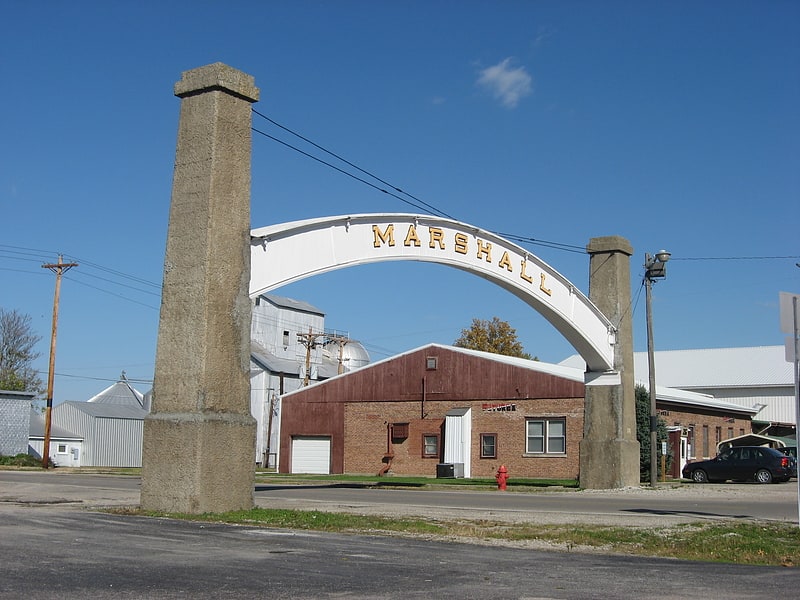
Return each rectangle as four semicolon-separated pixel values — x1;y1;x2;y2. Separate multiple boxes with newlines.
174;62;259;103
586;235;633;256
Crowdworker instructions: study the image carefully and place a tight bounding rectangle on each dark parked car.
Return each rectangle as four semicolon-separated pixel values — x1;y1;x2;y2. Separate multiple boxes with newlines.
682;446;793;484
778;447;797;478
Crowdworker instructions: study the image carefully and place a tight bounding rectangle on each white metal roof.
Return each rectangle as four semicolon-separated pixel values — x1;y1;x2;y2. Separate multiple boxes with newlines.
561;346;793;389
28;409;83;440
87;376;146;407
61;401;148;420
260;293;324;316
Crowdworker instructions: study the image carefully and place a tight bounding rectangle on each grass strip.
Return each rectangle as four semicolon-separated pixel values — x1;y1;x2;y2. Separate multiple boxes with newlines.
118;507;799;567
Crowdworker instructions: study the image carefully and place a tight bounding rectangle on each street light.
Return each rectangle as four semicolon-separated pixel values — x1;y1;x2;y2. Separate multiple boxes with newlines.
644;250;670;486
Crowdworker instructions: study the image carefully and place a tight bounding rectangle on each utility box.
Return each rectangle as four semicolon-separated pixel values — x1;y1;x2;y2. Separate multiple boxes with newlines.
436;463;464;478
436;463;455;478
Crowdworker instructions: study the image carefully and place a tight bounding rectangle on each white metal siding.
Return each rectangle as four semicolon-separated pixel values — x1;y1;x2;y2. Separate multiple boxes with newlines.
54;404;94;464
250;369;269;462
703;387;796;425
291;436;331;474
51;404;145;467
28;438;82;467
444;408;472;478
91;417;144;467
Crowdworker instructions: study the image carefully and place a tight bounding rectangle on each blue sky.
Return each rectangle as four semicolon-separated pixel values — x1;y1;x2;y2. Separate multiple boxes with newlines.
2;1;798;403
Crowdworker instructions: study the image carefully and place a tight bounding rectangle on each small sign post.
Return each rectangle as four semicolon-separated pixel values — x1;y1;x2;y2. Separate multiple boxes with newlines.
779;292;800;527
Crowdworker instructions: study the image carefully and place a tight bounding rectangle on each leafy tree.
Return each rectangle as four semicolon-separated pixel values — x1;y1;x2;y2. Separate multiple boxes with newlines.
453;317;533;359
0;308;44;394
635;383;671;483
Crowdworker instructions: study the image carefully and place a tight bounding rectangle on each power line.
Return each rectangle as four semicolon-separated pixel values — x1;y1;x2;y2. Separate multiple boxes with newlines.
252;120;586;254
253;110;455;220
64;254;161;289
497;232;586;254
251;112;799;263
35;370;153;385
252;126;447;217
63;275;160;310
1;244;162;309
672;255;800;261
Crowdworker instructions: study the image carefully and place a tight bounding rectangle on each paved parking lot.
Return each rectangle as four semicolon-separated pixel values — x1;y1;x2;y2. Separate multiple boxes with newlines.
2;471;799;599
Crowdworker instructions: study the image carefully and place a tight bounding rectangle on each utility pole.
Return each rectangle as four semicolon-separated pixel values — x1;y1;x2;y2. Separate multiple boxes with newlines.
326;333;355;374
644;250;670;487
297;328;327;386
41;255;78;469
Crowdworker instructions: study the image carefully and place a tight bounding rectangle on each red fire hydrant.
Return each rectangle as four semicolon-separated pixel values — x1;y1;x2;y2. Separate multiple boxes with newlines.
495;465;508;491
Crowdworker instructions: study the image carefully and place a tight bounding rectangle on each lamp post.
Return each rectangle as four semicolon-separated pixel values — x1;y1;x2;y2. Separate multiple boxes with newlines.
644;250;671;486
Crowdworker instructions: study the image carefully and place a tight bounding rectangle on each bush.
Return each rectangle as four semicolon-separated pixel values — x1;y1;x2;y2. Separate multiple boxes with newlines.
0;453;42;467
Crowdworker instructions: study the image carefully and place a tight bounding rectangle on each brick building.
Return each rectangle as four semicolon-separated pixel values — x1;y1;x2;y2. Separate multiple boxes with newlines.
279;344;759;481
279;344;587;479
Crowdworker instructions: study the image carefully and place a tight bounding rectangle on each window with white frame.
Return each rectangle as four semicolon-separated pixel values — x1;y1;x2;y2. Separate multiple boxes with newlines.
480;433;497;458
526;418;566;454
422;434;439;458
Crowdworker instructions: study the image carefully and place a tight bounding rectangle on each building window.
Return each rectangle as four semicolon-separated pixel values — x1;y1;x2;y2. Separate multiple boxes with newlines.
57;444;67;453
687;425;695;459
715;426;722;447
480;434;497;458
422;434;439;458
282;330;290;347
426;356;437;370
525;418;566;454
702;425;709;457
728;427;734;439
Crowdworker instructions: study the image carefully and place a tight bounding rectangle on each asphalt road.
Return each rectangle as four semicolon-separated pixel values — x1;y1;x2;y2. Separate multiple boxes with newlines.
253;480;799;526
1;471;799;599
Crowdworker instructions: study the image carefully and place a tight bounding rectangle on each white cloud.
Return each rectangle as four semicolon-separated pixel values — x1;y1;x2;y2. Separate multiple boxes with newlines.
476;57;533;109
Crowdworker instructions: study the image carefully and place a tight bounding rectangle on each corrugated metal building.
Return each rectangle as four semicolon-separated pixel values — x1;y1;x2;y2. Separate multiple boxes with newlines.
28;409;83;467
561;346;795;430
32;375;148;467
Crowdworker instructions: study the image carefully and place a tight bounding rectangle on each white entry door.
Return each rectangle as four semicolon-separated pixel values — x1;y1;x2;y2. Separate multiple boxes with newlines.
291;436;331;474
443;408;472;478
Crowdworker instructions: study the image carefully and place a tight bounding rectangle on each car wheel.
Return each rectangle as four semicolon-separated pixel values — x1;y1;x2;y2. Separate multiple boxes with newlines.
755;469;773;484
691;469;708;483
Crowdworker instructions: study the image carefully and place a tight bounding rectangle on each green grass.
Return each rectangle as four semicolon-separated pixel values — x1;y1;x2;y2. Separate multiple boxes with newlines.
121;506;800;567
254;472;579;489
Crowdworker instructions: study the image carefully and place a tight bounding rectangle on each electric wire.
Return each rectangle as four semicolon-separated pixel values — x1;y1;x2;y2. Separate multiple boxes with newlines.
62;274;160;310
251;113;799;262
253;110;455;220
252;126;447;217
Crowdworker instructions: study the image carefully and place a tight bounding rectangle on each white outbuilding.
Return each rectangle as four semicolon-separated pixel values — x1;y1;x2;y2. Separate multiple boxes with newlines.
29;374;148;468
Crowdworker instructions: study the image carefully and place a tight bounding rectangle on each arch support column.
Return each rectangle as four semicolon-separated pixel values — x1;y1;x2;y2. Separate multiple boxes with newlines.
579;236;640;489
141;63;258;513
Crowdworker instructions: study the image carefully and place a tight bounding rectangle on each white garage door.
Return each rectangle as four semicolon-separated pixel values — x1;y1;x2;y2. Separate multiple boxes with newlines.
291;436;331;474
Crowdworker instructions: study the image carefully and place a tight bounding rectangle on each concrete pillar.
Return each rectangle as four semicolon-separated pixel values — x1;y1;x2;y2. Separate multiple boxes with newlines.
141;63;259;513
579;236;640;489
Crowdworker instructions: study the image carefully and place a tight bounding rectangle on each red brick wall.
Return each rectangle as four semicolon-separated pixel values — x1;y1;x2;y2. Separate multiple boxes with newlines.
344;398;583;480
660;405;751;460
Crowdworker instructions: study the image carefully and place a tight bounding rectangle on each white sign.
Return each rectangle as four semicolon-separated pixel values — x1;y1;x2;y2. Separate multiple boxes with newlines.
250;214;619;378
779;292;799;362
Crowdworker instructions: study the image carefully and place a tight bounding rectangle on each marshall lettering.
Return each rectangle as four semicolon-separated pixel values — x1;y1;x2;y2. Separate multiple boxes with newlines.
372;223;553;297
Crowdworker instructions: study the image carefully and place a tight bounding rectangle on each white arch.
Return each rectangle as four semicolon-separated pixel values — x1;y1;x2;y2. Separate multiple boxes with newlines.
251;214;618;381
